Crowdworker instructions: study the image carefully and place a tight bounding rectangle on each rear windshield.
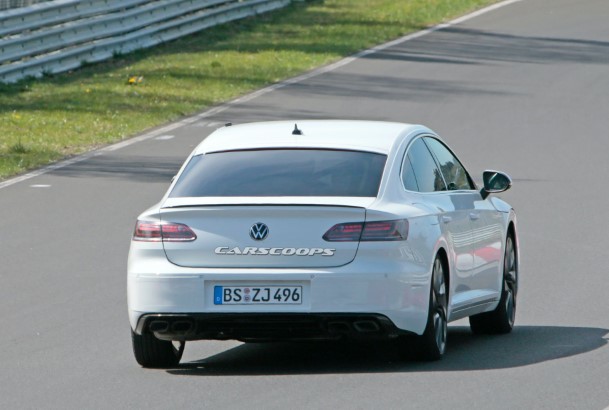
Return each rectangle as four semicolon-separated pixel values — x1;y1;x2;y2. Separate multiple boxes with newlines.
169;149;387;197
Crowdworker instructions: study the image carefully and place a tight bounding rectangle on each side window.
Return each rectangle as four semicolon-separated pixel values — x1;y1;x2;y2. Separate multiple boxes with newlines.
401;155;419;191
403;138;446;192
424;137;475;191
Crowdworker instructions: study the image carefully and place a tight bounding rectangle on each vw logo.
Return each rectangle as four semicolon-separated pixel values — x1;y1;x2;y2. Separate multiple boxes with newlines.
249;223;269;241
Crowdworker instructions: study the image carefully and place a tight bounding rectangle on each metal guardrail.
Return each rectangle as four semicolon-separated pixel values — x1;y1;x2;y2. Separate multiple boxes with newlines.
0;0;292;83
0;0;51;11
0;0;148;37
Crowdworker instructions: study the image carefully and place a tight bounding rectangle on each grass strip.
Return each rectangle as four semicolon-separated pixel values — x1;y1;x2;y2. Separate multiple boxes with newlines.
0;0;497;180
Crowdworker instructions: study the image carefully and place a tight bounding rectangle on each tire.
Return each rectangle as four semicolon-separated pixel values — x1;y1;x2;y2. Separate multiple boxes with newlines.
416;256;448;361
469;234;518;334
131;329;185;368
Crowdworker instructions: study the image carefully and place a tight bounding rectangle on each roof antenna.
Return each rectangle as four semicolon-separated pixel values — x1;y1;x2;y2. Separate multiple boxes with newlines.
292;123;303;135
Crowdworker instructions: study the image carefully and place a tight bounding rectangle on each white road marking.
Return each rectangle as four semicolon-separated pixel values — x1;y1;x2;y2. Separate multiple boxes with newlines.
154;135;175;140
0;0;521;191
29;184;51;188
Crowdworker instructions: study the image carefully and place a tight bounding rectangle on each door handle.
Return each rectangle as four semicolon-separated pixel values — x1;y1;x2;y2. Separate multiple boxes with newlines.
441;216;452;224
469;213;480;221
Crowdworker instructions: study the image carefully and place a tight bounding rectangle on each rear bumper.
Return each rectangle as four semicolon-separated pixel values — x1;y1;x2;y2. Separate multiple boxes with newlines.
128;270;431;337
128;241;434;337
134;312;414;342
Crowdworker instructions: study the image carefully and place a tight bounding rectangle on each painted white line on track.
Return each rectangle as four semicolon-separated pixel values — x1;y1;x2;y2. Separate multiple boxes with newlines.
30;184;51;188
0;0;521;191
155;135;175;140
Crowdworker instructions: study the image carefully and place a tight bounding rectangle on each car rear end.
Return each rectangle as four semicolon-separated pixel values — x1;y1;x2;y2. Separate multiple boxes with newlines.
128;127;432;344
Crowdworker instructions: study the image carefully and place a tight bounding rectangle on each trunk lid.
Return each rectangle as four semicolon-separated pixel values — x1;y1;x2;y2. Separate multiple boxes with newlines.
160;204;367;268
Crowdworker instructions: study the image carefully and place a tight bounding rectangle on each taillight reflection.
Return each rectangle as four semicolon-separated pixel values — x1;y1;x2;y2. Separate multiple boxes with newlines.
323;219;408;242
133;220;197;242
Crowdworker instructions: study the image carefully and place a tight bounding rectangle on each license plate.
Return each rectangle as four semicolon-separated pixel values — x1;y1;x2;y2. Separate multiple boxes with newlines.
214;286;302;305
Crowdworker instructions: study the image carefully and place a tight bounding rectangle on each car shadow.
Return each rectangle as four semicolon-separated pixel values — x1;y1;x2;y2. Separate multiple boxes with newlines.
167;325;608;376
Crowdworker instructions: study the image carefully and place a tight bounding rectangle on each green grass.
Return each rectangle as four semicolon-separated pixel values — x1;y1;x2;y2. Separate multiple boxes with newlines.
0;0;497;180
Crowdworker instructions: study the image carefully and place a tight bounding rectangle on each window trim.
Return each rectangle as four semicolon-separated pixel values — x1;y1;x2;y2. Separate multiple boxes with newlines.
400;135;446;193
400;134;477;194
422;137;477;192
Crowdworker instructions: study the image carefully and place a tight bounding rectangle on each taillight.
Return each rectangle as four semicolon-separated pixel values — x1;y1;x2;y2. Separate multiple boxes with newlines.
322;222;363;242
133;220;197;242
323;219;408;242
361;220;408;241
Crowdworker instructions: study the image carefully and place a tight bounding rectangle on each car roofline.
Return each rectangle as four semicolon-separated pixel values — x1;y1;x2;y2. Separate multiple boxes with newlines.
193;120;433;155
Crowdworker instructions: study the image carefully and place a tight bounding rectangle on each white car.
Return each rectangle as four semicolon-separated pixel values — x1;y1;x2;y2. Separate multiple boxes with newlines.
128;120;519;367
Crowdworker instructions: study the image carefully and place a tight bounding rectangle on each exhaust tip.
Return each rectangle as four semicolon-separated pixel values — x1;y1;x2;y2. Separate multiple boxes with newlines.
353;320;380;333
171;321;193;333
327;321;351;333
149;321;169;333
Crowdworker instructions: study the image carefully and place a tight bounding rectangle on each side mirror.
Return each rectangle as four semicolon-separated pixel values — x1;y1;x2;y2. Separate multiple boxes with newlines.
481;170;512;199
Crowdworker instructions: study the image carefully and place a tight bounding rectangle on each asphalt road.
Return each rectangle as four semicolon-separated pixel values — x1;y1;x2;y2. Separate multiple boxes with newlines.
2;0;609;408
